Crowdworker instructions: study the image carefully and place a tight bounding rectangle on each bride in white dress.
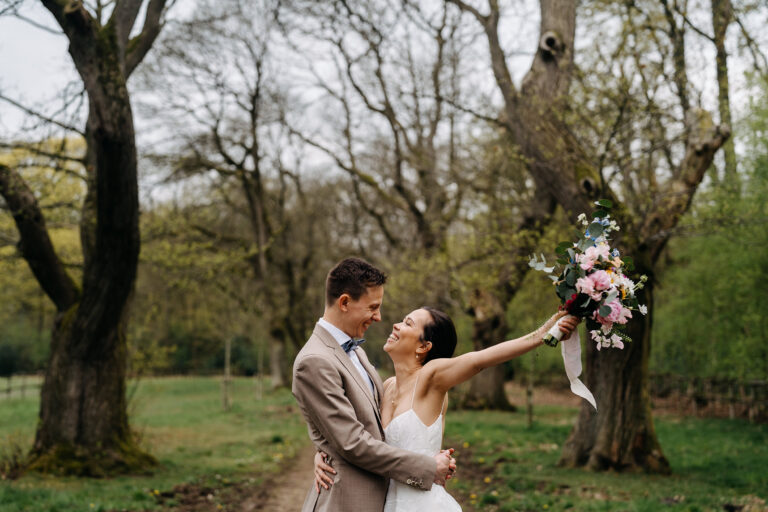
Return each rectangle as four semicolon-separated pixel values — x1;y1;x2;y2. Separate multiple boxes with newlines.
315;306;579;511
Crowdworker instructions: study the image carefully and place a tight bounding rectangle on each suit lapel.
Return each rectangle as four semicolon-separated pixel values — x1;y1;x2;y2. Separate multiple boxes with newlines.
313;326;382;423
357;349;383;409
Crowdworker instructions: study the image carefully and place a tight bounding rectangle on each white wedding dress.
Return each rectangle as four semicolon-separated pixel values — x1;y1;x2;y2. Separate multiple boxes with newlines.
383;379;461;512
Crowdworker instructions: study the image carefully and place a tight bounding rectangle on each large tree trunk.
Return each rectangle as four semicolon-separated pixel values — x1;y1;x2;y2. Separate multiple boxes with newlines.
450;0;729;473
559;270;669;473
31;310;153;475
460;289;515;410
0;0;169;475
29;82;152;475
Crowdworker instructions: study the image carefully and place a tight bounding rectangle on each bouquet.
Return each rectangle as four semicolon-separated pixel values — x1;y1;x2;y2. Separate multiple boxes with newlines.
529;199;648;350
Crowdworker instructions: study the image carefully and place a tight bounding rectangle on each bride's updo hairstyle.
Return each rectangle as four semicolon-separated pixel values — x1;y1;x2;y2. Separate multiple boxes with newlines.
420;307;458;365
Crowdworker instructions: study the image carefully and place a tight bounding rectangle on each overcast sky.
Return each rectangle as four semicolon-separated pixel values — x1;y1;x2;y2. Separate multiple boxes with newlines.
0;3;77;135
1;1;765;148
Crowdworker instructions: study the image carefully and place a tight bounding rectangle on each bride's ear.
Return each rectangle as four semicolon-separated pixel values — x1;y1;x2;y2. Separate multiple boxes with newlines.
417;340;432;355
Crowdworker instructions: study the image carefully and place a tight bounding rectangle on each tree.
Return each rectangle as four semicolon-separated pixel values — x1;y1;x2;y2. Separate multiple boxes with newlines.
138;0;344;387
288;1;542;407
0;0;170;475
448;0;731;472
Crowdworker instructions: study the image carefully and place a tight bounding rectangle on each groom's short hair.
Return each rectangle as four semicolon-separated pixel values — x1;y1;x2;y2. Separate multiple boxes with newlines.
326;257;388;306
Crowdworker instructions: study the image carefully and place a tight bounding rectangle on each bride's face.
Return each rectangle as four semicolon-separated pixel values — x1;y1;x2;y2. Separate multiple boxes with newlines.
384;308;432;361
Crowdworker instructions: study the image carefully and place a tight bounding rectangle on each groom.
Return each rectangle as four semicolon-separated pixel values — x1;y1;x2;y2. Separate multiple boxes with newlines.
292;257;454;511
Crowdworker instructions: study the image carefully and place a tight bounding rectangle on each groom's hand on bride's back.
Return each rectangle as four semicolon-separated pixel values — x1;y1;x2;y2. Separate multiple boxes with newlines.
313;451;336;493
433;448;456;485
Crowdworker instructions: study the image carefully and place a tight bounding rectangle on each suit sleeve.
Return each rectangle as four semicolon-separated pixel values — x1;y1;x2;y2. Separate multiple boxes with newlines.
293;354;436;490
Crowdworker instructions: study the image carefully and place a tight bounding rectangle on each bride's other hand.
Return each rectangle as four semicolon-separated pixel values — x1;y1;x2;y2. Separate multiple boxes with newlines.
313;451;335;493
433;448;455;485
441;448;457;480
555;312;581;338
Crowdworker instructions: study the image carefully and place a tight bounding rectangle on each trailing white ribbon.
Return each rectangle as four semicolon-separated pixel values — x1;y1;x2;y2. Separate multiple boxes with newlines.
546;316;597;410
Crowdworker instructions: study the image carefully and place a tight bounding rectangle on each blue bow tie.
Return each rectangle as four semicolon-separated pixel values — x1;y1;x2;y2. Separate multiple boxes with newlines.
341;338;366;353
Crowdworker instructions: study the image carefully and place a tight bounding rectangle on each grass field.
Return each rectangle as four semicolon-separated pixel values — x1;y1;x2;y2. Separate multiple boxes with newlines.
445;405;768;511
1;377;767;511
0;376;308;512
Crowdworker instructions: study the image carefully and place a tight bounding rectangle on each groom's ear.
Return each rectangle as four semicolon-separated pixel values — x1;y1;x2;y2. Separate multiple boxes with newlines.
338;293;351;311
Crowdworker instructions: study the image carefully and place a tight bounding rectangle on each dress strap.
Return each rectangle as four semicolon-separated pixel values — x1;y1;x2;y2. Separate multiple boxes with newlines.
410;374;420;408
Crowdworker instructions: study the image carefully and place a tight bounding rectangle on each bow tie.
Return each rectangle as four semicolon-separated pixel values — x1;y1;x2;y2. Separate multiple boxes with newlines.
341;338;366;353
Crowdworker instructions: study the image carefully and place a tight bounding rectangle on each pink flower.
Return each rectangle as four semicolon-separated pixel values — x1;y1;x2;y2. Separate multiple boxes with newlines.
589;270;611;291
593;299;632;326
616;306;632;325
579;256;595;271
585;244;610;262
575;277;594;295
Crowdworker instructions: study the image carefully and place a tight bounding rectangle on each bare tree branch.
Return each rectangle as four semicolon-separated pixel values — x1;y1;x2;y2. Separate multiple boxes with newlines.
125;0;170;76
0;93;85;135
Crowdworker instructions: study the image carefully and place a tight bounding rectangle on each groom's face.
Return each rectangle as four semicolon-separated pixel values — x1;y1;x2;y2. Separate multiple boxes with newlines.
342;285;384;339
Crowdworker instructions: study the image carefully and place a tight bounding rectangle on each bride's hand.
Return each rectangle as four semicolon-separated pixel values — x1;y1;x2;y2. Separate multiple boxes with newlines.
544;311;580;339
313;451;336;493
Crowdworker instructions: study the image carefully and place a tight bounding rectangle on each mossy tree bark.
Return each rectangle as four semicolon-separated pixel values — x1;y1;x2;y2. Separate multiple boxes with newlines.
0;0;169;476
449;0;593;409
450;0;729;472
559;264;668;472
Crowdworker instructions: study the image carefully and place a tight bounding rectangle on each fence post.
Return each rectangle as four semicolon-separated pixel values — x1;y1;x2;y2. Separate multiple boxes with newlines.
526;354;534;429
728;381;735;419
222;338;232;411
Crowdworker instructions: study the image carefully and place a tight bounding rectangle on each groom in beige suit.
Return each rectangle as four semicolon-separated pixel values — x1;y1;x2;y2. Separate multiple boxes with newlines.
292;258;454;511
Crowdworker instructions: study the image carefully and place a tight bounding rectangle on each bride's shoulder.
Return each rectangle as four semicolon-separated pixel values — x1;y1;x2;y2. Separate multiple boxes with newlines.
383;376;396;391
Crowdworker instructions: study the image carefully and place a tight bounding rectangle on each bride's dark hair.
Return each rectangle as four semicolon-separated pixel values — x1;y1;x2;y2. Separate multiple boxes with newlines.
420;307;458;365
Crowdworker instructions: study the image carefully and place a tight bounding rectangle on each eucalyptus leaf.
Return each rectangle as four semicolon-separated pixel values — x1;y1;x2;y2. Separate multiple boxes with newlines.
599;305;612;317
597;198;613;208
587;222;604;238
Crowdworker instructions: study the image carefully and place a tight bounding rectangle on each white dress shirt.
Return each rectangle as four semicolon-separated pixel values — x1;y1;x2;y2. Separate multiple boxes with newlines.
317;317;375;396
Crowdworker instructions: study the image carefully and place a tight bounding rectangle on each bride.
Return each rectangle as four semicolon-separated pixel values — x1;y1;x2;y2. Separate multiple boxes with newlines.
313;306;579;510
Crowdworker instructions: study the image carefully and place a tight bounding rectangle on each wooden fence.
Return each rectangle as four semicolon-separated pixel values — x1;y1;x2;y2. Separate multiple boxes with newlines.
0;375;42;400
649;374;768;423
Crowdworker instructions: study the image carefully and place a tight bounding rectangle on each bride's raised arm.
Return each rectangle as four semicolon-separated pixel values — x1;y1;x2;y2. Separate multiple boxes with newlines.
424;311;577;393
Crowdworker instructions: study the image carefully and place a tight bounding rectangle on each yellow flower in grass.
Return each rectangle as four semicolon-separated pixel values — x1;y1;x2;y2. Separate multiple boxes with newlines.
483;476;491;483
470;494;477;499
462;442;470;448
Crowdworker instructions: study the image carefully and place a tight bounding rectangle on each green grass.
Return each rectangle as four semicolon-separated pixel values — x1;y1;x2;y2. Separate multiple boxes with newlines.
0;376;308;512
444;405;768;511
3;379;767;511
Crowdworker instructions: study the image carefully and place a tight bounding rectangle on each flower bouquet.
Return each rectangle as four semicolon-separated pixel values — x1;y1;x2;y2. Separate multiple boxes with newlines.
529;199;647;350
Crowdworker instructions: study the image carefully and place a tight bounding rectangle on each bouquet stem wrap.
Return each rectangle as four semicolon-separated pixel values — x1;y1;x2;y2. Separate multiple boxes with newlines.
548;315;597;410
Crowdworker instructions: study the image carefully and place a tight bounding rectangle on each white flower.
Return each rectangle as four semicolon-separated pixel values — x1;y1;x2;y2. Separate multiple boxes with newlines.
639;304;648;315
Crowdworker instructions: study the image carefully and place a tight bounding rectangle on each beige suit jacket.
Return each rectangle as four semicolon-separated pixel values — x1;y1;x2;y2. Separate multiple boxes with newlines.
292;325;436;512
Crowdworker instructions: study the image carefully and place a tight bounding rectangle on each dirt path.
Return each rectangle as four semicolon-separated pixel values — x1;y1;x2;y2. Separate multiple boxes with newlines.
248;444;316;511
